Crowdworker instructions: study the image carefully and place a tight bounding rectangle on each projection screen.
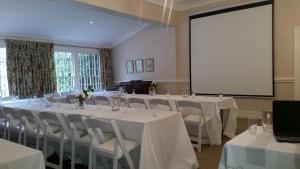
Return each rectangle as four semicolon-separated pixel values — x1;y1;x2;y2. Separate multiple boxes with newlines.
190;1;273;96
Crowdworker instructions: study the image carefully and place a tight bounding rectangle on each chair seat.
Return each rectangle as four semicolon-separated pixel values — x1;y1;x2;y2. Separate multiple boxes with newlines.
94;138;138;159
48;130;69;141
26;127;44;136
184;115;211;126
75;132;113;145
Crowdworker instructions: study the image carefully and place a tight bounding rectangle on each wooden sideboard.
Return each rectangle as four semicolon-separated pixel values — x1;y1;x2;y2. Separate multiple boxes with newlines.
107;80;152;94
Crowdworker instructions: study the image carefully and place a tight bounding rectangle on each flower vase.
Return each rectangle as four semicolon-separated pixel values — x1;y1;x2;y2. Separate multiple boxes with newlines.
149;86;155;96
79;101;85;109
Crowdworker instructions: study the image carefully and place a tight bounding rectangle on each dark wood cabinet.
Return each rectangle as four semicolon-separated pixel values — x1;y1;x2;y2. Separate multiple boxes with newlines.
107;80;152;94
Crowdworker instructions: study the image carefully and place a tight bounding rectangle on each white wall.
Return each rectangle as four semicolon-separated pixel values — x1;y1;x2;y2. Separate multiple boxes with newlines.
112;25;176;82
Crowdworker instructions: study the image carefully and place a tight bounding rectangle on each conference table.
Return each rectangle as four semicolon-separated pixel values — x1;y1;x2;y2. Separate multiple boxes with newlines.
0;138;44;169
218;127;300;169
70;92;239;145
2;99;199;169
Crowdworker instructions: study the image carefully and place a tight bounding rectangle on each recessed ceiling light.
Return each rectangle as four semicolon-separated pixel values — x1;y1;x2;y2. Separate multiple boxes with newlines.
89;21;94;24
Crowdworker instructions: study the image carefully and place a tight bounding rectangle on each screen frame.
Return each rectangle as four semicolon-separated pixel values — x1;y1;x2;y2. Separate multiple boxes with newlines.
189;0;274;97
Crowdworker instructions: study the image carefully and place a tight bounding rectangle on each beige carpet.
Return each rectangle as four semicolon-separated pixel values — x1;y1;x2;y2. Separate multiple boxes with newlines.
195;118;249;169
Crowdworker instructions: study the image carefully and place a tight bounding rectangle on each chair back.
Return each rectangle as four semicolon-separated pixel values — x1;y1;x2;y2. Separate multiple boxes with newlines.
2;107;20;120
149;99;172;111
19;109;42;132
18;109;36;124
38;111;66;135
83;118;115;144
94;96;111;106
1;107;20;128
0;106;7;119
128;98;147;109
176;100;205;118
67;114;89;131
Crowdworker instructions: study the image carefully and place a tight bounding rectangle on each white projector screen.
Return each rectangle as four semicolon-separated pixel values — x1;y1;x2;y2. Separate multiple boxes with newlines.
190;1;273;96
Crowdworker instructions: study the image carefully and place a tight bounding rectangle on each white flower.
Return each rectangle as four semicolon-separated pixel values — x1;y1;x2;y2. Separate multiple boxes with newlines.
151;81;157;86
80;92;86;99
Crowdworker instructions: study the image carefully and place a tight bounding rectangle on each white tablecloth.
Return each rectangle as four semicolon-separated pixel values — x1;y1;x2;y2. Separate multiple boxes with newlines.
2;100;198;169
219;127;300;169
0;138;44;169
91;93;238;145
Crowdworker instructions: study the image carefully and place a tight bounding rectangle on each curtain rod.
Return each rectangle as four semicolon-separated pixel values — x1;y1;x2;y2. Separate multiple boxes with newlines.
0;38;109;50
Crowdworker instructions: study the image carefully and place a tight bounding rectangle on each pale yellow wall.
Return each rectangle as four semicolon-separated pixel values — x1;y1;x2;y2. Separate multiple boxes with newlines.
78;0;300;112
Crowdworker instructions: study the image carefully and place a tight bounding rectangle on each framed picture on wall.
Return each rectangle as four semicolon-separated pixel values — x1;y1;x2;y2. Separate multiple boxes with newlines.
126;60;134;73
145;58;154;72
135;59;144;73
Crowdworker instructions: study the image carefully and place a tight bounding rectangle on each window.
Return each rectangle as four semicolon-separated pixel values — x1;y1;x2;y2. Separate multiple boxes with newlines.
54;51;75;93
54;46;101;93
0;46;9;97
79;52;101;91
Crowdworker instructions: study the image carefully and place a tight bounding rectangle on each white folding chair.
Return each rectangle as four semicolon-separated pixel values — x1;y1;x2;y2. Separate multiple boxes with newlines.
176;100;212;152
18;109;43;149
83;118;138;169
38;111;70;169
66;114;112;169
1;107;22;143
149;98;172;111
128;98;147;109
94;96;111;106
67;95;78;104
0;107;8;139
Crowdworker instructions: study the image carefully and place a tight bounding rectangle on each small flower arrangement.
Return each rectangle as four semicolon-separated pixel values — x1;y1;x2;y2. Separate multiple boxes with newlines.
77;85;94;108
149;81;157;96
151;81;157;88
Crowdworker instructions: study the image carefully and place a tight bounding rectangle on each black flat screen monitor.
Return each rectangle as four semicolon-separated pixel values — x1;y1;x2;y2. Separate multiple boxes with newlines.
273;100;300;141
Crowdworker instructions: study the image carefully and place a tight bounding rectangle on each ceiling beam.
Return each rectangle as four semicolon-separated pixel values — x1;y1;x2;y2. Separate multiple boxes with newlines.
75;0;185;26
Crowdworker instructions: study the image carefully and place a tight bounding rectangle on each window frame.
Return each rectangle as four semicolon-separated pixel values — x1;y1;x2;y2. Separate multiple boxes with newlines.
54;46;101;93
0;41;9;97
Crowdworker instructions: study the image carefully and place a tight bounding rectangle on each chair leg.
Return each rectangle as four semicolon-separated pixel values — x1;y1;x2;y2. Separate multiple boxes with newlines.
3;127;7;139
7;126;11;141
113;140;118;169
18;128;22;144
198;123;203;152
43;135;48;161
24;130;27;146
203;121;212;146
88;146;93;169
59;137;64;169
93;152;96;169
71;139;75;169
36;128;40;150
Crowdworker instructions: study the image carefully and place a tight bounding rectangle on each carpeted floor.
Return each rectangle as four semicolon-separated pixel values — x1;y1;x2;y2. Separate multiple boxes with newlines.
195;118;249;169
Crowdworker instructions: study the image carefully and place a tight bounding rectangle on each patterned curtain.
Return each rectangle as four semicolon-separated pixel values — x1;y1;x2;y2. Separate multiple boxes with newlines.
99;48;113;89
6;39;57;98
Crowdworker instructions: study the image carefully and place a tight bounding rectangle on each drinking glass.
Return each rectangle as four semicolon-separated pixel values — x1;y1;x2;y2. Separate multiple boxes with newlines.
262;110;272;132
218;93;223;100
248;113;258;135
166;90;170;98
132;89;135;96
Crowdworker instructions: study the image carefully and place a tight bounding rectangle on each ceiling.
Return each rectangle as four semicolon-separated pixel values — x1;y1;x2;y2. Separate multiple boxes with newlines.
0;0;149;48
145;0;227;11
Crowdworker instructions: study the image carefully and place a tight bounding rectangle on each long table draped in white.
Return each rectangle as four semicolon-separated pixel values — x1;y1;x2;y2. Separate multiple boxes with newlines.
2;100;199;169
0;138;45;169
89;93;238;145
